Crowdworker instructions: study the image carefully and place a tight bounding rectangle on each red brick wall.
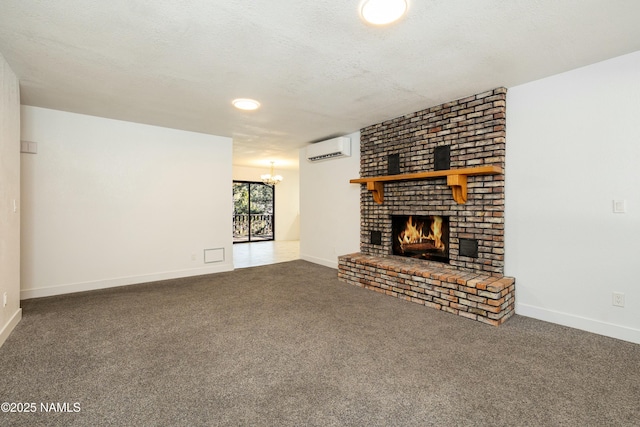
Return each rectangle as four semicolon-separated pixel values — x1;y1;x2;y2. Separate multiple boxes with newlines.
358;88;507;275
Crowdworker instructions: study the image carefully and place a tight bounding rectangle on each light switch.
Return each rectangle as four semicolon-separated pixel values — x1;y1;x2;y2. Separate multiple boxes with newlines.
613;200;626;213
20;140;38;154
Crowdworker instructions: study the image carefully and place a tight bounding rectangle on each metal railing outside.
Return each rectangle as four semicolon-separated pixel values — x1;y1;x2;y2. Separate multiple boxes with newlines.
233;214;274;241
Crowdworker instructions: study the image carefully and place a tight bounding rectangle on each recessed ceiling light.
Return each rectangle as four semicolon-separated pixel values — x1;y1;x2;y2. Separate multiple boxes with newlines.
232;98;261;111
360;0;407;25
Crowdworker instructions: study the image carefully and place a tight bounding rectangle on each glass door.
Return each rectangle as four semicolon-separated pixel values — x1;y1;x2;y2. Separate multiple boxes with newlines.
233;181;275;242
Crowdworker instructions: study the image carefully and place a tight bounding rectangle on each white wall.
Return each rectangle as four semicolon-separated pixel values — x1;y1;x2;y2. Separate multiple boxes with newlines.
233;164;300;241
21;106;233;299
299;132;361;268
505;50;640;344
0;53;22;347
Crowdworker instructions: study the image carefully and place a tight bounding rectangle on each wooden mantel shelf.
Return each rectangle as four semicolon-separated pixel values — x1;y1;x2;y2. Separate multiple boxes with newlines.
350;165;504;204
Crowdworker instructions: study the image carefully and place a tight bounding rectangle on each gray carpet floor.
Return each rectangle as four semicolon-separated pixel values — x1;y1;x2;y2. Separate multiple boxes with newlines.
1;260;639;426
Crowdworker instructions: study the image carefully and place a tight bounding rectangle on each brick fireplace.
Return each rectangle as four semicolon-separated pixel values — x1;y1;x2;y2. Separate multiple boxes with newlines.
338;88;515;326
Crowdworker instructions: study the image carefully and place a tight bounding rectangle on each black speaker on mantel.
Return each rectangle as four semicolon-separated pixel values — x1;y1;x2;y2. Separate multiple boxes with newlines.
388;153;401;175
434;145;450;171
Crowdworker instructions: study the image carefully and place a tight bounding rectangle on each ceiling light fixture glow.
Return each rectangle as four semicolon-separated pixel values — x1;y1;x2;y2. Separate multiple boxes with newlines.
360;0;407;25
232;98;261;111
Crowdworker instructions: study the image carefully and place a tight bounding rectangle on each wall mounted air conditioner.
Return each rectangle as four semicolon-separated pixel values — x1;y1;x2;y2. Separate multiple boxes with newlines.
306;137;351;162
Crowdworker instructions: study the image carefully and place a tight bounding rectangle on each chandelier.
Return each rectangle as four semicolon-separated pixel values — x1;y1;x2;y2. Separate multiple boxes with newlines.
261;161;283;186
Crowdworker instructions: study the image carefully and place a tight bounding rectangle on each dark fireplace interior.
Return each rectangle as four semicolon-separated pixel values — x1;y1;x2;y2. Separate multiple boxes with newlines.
392;215;450;263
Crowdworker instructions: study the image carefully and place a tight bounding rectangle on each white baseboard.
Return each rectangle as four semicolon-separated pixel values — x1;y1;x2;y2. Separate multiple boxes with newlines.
21;264;234;300
516;302;640;345
300;254;338;269
0;308;22;348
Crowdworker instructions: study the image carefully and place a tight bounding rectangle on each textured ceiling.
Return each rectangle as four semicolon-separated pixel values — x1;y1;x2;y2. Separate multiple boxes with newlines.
1;0;640;170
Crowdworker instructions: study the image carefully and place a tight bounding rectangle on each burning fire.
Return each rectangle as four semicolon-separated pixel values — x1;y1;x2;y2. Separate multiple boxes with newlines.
398;216;445;252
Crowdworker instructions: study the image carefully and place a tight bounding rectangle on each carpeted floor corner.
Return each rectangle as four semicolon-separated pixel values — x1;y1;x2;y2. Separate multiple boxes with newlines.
1;260;638;426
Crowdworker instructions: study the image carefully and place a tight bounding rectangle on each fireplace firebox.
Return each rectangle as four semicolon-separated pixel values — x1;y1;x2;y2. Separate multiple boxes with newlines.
392;215;449;263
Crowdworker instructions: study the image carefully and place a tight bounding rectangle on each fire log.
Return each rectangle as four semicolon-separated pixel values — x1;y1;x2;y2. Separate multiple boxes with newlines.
401;241;439;252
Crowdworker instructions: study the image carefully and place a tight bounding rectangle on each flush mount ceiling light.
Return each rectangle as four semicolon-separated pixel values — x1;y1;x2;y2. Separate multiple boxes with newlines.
232;98;261;111
360;0;408;25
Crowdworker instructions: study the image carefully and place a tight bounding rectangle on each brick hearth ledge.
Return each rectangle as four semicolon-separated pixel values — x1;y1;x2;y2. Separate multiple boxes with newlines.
338;253;515;326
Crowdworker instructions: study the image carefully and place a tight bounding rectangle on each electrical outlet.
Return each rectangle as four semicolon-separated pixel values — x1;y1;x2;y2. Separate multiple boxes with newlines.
612;292;625;308
2;292;7;307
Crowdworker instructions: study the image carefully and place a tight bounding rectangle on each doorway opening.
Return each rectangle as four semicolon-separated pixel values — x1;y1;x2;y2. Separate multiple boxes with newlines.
233;181;275;243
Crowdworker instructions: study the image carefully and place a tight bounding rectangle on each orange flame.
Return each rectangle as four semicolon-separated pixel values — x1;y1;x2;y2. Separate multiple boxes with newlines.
398;216;445;251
